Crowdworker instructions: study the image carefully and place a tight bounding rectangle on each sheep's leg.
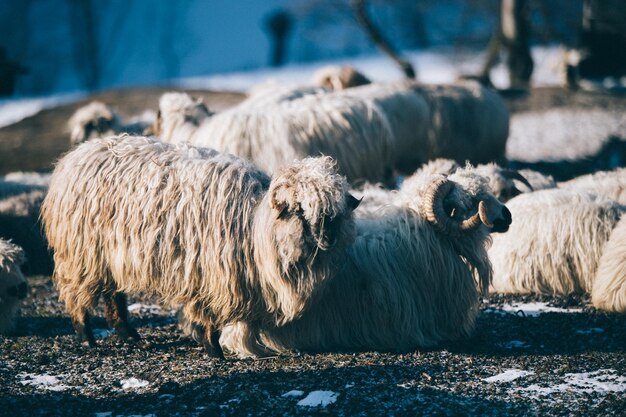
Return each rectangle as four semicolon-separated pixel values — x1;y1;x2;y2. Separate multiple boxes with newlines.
203;325;225;359
103;292;140;341
179;303;224;358
71;310;96;347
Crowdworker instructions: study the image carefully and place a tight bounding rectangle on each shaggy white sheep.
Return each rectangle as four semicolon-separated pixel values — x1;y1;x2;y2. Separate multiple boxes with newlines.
68;101;156;145
151;92;213;144
489;189;625;311
0;239;27;334
41;136;359;356
558;168;626;205
220;169;512;356
592;216;626;312
162;91;396;186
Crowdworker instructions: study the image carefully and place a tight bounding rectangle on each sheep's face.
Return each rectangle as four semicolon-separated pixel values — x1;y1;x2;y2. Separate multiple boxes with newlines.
268;157;359;268
447;170;512;233
474;164;534;203
153;92;212;137
69;102;118;144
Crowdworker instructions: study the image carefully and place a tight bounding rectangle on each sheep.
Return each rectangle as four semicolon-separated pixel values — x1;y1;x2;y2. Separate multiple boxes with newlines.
312;65;372;91
219;168;512;356
558;168;626;205
591;216;626;312
150;92;213;143
159;91;396;186
407;81;510;166
0;239;27;335
488;189;625;311
41;135;360;356
68;101;156;145
0;178;52;275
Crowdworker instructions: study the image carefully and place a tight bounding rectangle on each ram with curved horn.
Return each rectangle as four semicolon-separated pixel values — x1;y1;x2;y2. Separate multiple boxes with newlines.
219;170;509;356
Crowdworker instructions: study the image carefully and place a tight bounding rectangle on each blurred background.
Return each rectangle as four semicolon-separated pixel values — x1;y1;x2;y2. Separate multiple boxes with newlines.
0;0;595;97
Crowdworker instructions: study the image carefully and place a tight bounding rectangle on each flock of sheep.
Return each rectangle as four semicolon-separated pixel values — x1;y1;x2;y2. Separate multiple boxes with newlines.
0;65;624;359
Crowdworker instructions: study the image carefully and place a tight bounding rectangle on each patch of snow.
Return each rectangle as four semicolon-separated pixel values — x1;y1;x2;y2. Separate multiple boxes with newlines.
127;303;163;315
297;390;338;408
484;302;583;317
95;413;112;417
2;171;51;186
484;369;535;383
93;328;114;339
345;383;355;388
120;377;150;390
575;328;604;335
17;372;70;392
499;340;531;349
282;390;305;398
517;369;626;398
0;93;84;128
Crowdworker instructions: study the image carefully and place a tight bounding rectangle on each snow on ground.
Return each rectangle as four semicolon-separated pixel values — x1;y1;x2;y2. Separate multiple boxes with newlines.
127;303;165;315
0;93;84;128
516;369;626;399
484;302;584;317
484;369;535;383
507;108;626;162
281;390;305;398
17;373;70;392
179;45;565;93
296;390;339;408
120;377;150;390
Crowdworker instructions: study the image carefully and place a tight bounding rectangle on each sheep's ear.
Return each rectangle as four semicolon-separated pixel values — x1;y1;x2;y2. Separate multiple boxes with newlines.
347;194;362;211
270;184;298;219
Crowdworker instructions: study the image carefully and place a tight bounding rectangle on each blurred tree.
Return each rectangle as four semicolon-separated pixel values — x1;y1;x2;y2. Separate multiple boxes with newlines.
351;0;416;78
264;9;294;67
475;0;533;89
0;47;28;97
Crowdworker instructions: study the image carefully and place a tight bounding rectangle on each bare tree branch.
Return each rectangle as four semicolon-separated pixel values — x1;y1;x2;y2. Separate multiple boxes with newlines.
351;0;416;79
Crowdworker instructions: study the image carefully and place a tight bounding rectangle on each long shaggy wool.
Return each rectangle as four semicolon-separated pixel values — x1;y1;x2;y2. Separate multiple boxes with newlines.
0;179;52;275
42;135;357;344
592;216;626;312
220;172;507;356
0;239;27;334
559;168;626;205
162;91;395;186
489;189;623;296
337;82;432;176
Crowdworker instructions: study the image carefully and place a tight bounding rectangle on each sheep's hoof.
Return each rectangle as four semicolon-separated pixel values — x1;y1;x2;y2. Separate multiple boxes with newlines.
115;324;141;341
202;330;225;359
76;330;96;348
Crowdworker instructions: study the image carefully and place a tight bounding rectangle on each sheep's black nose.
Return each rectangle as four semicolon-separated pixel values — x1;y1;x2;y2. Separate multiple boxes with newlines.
492;206;512;233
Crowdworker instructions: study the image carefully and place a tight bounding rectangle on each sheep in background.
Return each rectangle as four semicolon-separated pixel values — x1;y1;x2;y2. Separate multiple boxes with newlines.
42;136;359;356
488;189;625;312
68;101;156;145
408;81;510;166
166;91;396;186
0;239;27;334
150;92;213;143
0;178;52;276
312;65;372;91
220;169;511;356
558;168;626;205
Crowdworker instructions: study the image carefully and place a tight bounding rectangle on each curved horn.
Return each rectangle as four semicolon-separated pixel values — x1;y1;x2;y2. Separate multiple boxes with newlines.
501;169;533;191
477;200;493;228
423;177;460;236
